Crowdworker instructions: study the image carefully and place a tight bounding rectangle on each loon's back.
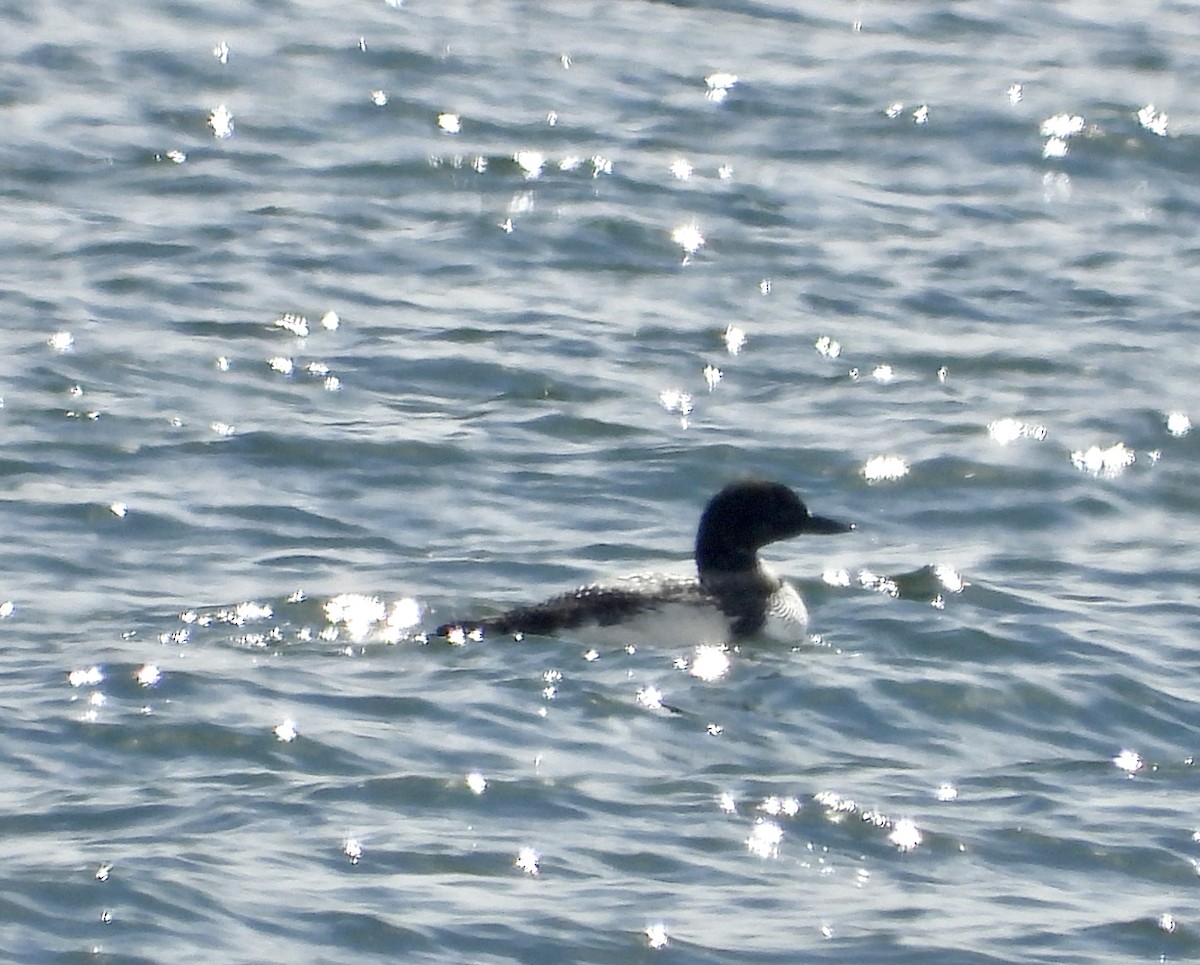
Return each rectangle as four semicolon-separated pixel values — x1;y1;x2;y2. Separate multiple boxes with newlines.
442;573;715;638
437;567;809;642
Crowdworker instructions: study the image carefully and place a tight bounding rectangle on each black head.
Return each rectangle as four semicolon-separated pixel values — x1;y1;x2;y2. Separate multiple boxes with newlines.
694;480;852;573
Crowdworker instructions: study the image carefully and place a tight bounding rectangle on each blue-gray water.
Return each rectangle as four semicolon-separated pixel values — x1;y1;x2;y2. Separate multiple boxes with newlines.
3;1;1199;962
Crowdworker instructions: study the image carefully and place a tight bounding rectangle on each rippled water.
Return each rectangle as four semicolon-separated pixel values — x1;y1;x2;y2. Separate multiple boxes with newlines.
3;1;1199;962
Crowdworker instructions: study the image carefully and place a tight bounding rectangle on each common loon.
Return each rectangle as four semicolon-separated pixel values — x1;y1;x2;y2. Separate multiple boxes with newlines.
436;480;853;641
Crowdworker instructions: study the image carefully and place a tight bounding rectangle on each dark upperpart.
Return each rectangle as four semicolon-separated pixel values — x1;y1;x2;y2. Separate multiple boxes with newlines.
694;479;853;575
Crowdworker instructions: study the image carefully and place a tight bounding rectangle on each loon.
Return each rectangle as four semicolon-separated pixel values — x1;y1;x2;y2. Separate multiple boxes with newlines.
436;480;853;642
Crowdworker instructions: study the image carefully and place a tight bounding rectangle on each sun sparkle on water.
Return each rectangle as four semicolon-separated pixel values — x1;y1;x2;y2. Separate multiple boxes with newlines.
515;847;540;876
862;455;909;482
1166;411;1190;436
685;644;730;681
1071;442;1135;477
888;818;923;852
704;71;738;103
671;223;705;257
1113;749;1143;774
208;104;234;138
746;819;783;859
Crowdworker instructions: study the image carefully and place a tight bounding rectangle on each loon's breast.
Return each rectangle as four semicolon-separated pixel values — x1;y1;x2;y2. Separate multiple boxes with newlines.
759;579;810;638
